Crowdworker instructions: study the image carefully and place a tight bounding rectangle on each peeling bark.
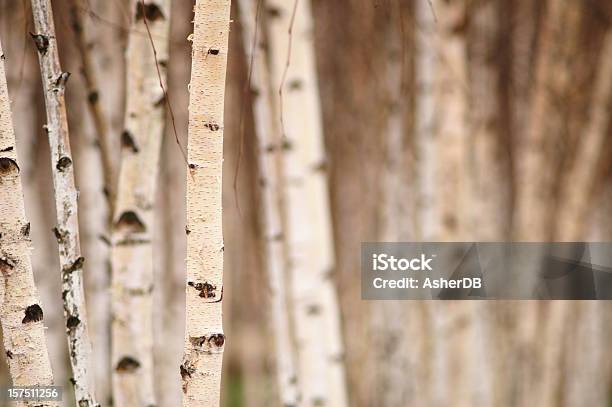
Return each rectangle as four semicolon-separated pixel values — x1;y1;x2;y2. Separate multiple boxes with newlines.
29;1;98;405
182;1;230;406
0;35;57;406
266;0;348;405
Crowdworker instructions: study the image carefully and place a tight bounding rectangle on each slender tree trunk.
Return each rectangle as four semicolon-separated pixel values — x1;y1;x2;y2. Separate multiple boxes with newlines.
181;1;230;405
555;31;612;241
237;0;300;405
468;0;511;240
415;0;437;241
513;0;582;241
372;2;418;404
29;1;97;405
266;0;349;405
110;1;170;405
0;35;57;405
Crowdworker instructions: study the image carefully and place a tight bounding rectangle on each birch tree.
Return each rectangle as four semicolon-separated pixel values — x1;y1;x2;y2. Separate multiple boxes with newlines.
0;35;57;405
110;1;170;406
181;1;230;405
266;0;348;405
555;31;612;241
513;0;582;241
30;1;97;405
237;0;300;404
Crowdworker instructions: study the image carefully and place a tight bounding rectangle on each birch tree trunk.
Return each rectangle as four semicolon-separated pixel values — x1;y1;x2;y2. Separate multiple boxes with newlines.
371;2;420;404
555;30;612;241
181;1;230;405
0;35;57;406
237;0;300;405
513;0;582;241
266;0;348;405
30;1;97;405
110;1;170;405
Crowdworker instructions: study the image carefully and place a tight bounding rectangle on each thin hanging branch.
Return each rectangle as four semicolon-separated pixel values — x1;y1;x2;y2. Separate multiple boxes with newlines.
181;0;231;405
68;0;116;216
110;0;171;405
29;1;98;405
0;35;57;403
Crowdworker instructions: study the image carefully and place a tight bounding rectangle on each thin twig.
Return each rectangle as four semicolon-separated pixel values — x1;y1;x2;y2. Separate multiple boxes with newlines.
139;0;188;165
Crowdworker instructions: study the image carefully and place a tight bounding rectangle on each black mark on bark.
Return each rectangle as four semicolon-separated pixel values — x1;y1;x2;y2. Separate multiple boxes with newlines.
115;211;146;233
289;79;303;90
0;157;19;175
22;304;44;324
63;257;85;274
204;122;220;131
67;315;81;329
0;146;13;152
88;91;99;104
115;356;141;372
5;350;13;359
267;6;281;17
121;130;139;153
30;33;49;54
135;2;165;22
0;256;15;273
208;48;219;55
188;281;218;299
21;222;30;237
53;227;67;243
56;156;73;172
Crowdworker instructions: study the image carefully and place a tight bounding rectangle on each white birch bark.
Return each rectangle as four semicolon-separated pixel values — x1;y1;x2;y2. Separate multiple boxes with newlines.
29;1;97;405
556;31;612;241
266;0;348;405
181;1;230;405
0;35;57;406
237;0;301;404
110;1;170;405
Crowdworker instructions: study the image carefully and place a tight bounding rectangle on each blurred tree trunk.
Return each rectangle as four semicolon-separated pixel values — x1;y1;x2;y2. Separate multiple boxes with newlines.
154;0;190;404
110;0;170;405
0;34;56;401
237;0;301;405
513;0;582;241
266;0;349;405
181;1;230;405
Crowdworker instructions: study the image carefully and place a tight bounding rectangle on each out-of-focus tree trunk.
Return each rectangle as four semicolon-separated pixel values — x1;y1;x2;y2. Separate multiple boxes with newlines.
110;0;170;405
266;0;348;405
181;1;230;405
154;0;190;405
237;0;300;405
555;31;612;241
513;0;582;241
0;34;57;404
